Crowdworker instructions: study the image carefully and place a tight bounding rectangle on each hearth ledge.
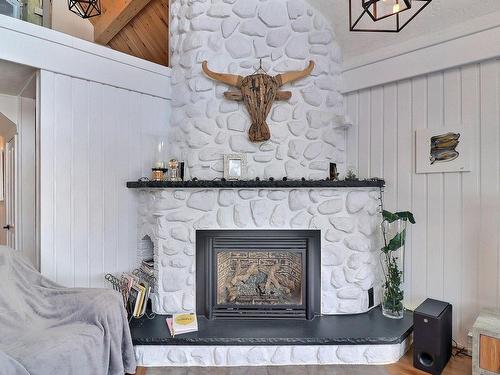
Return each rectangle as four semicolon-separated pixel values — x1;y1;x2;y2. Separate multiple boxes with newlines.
133;337;412;367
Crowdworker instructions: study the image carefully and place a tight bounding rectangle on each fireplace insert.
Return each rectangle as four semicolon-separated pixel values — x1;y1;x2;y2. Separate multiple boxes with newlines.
196;230;321;320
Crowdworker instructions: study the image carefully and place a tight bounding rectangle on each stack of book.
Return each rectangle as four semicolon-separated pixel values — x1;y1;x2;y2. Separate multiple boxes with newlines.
166;313;199;337
121;273;152;318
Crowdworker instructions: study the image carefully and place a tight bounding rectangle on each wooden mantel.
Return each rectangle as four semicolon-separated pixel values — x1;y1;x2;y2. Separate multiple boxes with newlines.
89;0;169;66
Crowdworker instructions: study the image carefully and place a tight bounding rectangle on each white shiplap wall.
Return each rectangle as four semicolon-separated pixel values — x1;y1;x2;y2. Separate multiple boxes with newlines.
40;71;170;288
345;59;500;345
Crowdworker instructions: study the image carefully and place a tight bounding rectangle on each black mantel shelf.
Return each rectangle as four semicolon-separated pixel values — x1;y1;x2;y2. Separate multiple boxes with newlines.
126;179;385;189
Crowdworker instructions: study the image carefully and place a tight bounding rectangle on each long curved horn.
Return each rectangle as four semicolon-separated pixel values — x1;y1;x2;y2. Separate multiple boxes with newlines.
202;61;243;87
276;60;315;86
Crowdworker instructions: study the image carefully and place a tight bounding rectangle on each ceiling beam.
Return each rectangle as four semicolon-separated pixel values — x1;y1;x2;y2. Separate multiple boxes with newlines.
90;0;152;45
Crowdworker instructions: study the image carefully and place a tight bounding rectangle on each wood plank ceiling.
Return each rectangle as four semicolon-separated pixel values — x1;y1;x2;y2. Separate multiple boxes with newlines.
89;0;169;67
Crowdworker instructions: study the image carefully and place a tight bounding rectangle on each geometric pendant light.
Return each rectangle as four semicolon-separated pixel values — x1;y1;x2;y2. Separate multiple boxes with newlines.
350;0;433;32
68;0;101;19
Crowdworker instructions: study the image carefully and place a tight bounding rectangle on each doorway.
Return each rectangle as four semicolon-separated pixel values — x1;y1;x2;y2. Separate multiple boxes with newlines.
0;114;16;247
0;59;38;268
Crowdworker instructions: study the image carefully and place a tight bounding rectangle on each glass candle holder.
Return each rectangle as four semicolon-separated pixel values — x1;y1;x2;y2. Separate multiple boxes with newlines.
154;138;168;169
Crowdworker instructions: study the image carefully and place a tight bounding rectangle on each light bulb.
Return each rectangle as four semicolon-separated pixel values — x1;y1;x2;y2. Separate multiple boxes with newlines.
393;2;400;13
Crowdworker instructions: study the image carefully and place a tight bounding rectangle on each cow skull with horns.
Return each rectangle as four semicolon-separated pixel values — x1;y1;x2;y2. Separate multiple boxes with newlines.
202;60;315;142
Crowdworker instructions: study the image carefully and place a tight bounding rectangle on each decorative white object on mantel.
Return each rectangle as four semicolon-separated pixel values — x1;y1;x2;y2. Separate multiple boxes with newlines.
223;154;247;180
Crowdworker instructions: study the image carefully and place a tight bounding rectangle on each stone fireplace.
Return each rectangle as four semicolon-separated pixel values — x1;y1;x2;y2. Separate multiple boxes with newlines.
131;183;415;367
136;185;383;316
129;0;414;367
196;229;321;320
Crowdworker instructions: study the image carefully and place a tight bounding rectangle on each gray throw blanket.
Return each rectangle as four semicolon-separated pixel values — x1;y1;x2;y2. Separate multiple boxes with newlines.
0;246;136;375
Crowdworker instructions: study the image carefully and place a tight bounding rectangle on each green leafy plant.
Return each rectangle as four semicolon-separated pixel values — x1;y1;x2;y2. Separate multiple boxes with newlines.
381;210;415;315
344;169;358;181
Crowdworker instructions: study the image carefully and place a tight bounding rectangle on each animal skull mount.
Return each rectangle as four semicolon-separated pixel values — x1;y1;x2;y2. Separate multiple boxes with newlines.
202;60;315;142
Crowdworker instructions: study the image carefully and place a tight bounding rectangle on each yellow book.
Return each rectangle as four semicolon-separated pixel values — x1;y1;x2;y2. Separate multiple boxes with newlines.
171;313;198;336
133;284;146;317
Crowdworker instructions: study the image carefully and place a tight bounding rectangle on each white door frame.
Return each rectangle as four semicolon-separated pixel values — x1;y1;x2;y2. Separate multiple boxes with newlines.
5;135;17;249
16;73;39;269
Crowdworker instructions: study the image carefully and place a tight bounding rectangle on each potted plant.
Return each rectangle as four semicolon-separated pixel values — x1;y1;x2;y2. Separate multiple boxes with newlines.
380;210;415;319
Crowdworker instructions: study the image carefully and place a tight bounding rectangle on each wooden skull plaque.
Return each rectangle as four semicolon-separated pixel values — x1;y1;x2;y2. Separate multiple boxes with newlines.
202;60;315;142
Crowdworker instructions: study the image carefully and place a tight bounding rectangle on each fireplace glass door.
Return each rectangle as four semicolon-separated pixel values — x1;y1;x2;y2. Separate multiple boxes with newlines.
216;250;304;307
196;230;321;320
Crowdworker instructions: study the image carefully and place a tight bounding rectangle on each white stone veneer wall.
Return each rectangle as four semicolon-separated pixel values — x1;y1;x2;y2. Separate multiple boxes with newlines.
134;338;411;367
169;0;345;180
138;187;382;315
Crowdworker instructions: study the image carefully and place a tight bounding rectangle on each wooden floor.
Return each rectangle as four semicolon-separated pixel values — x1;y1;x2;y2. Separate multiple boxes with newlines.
386;349;472;375
135;348;472;375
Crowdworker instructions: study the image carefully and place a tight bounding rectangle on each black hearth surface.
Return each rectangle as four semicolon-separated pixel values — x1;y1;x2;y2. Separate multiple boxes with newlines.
130;307;413;346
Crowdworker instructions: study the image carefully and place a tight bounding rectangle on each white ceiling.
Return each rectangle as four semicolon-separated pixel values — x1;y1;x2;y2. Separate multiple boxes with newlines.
306;0;500;62
0;59;36;96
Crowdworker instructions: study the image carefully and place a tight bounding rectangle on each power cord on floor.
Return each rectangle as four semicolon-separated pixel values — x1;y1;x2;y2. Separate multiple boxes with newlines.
452;339;471;358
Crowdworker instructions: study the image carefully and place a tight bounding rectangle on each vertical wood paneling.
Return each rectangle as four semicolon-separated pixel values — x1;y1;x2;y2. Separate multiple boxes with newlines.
115;88;132;275
346;59;500;346
478;61;499;311
39;71;56;279
102;84;119;280
443;68;463;340
396;81;413;300
88;82;105;288
346;93;359;172
410;76;428;305
54;74;73;287
358;91;371;178
426;72;445;301
128;91;144;269
370;87;384;178
460;64;480;345
382;84;398;211
40;71;170;288
72;79;90;287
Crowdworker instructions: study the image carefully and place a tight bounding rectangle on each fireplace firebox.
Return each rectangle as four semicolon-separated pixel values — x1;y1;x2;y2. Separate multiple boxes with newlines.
196;230;321;320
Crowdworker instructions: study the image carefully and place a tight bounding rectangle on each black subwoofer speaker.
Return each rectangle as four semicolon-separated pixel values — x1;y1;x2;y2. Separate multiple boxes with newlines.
413;298;452;375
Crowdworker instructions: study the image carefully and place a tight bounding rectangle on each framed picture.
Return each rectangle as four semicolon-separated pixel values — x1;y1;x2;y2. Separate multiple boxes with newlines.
415;127;471;173
224;154;247;180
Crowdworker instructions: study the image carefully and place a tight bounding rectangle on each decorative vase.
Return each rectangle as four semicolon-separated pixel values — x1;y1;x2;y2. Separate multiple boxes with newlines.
380;218;407;319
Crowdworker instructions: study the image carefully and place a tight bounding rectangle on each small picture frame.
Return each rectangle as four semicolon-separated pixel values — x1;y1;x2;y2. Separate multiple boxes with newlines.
224;154;247;180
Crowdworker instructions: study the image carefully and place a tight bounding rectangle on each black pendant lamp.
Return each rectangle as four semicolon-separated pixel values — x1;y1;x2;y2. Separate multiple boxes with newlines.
350;0;433;32
68;0;101;19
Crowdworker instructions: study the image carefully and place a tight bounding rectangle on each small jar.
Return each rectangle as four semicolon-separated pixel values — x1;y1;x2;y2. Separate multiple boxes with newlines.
152;168;166;181
168;159;182;181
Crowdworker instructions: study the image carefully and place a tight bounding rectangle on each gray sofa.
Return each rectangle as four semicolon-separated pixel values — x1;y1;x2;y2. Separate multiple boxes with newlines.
0;246;136;375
